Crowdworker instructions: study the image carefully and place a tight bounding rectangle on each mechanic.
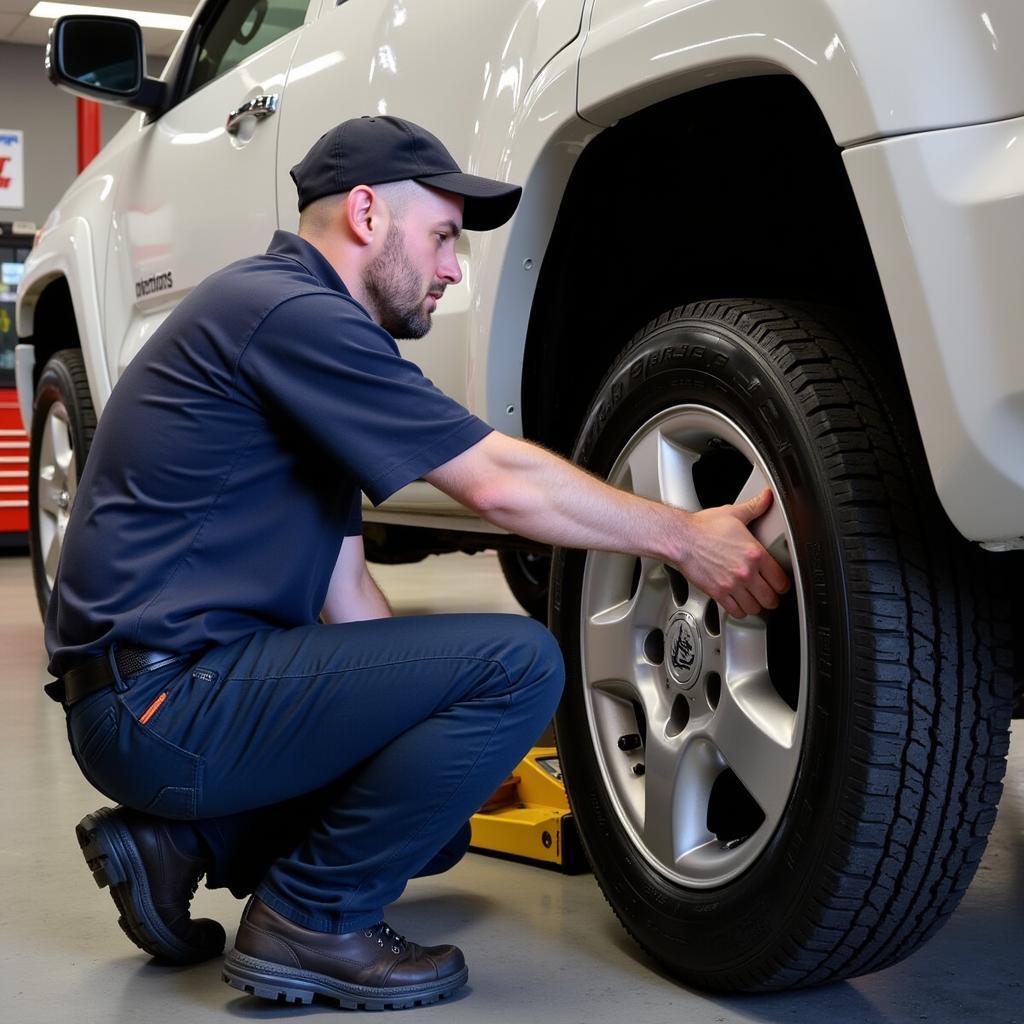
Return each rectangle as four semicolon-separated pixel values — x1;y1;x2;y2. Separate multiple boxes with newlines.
44;116;788;1010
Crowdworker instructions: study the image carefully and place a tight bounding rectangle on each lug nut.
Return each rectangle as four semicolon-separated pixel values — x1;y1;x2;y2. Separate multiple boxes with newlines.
618;733;642;751
632;763;646;776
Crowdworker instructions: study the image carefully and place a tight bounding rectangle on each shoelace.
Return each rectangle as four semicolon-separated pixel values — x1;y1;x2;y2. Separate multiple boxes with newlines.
364;922;408;954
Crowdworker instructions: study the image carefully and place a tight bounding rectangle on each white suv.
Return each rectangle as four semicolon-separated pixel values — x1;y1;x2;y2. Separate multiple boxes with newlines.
16;0;1024;993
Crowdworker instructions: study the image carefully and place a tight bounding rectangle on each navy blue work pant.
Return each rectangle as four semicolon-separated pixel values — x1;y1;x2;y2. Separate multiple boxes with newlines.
65;614;565;933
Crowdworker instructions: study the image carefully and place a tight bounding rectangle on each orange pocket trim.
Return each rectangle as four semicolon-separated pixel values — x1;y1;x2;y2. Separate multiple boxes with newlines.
139;692;169;725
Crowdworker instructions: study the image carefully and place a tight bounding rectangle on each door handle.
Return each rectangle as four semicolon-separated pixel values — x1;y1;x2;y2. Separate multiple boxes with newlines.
225;93;279;135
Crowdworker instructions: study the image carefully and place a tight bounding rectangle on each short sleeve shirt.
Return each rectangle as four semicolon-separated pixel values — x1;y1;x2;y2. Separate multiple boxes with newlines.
45;231;493;676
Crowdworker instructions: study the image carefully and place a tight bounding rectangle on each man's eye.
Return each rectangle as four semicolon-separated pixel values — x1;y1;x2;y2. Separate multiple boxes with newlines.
435;233;448;245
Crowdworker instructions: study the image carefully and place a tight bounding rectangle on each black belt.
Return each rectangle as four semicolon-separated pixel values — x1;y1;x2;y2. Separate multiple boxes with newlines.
59;647;179;707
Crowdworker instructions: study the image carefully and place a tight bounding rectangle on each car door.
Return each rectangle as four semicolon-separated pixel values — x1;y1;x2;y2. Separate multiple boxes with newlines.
103;0;321;381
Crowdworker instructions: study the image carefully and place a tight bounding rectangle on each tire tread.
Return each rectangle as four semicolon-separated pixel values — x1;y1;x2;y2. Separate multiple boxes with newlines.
573;298;1014;990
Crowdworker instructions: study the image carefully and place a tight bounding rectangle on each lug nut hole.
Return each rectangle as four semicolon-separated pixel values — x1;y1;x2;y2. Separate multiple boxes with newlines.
667;694;690;737
704;601;721;637
644;629;664;665
705;671;721;711
666;567;689;606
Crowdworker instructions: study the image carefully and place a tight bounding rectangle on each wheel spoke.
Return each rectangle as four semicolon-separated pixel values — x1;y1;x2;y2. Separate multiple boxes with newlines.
44;530;61;582
734;463;790;571
624;428;664;502
38;421;55;476
708;667;799;823
38;482;61;516
66;451;78;502
624;429;700;510
584;599;642;692
584;554;670;695
643;727;721;868
47;412;72;481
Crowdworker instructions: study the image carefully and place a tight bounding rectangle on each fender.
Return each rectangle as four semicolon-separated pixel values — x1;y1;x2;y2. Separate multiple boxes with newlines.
576;0;1024;543
16;217;111;428
16;118;140;422
579;0;1024;145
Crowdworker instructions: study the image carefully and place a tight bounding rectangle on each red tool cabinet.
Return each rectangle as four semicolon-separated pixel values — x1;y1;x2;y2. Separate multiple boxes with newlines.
1;223;32;545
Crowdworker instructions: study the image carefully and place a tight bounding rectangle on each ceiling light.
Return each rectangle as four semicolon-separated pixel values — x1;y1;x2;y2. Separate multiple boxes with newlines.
30;2;191;31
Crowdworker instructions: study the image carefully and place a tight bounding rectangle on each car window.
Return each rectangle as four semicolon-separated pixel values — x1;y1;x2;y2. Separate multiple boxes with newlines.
184;0;308;97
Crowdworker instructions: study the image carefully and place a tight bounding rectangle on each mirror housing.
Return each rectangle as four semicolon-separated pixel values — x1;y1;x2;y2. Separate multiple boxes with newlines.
45;15;168;117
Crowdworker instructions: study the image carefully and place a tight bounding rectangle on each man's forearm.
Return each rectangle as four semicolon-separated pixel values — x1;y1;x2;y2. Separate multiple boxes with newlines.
470;437;683;563
426;432;788;618
429;432;685;562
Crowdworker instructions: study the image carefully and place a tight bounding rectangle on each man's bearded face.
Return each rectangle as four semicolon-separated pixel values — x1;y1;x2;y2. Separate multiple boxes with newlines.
363;221;441;340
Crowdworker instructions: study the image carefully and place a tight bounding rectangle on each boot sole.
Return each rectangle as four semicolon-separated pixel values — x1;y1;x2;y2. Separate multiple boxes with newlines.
76;807;223;965
222;950;469;1010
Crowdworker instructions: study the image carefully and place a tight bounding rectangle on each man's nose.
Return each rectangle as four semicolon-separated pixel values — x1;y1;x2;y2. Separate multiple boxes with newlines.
439;252;462;286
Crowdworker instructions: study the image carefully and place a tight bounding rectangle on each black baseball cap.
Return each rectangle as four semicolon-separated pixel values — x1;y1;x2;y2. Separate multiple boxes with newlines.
289;115;522;231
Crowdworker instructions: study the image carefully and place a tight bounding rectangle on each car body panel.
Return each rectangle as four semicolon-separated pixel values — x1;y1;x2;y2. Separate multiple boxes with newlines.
105;15;314;384
579;0;1024;145
844;115;1024;543
16;216;108;425
14;0;1024;541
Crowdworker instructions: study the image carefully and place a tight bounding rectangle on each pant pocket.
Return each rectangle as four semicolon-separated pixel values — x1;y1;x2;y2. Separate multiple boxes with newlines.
77;705;117;763
71;696;205;819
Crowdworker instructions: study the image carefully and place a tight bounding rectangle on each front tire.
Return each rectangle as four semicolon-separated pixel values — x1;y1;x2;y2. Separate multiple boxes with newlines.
550;300;1014;991
28;349;95;618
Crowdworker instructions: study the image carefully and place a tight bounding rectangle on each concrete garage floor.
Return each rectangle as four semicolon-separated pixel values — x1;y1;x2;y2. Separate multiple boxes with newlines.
1;549;1021;1024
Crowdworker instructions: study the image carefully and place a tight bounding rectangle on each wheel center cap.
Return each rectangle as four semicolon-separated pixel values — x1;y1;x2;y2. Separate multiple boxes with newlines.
666;611;702;688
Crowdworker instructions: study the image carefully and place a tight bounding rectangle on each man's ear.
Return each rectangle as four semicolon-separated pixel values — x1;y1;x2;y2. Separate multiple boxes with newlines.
346;185;378;245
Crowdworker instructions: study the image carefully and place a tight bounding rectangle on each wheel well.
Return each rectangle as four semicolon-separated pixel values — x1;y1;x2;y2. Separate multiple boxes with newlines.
25;276;80;390
522;75;896;456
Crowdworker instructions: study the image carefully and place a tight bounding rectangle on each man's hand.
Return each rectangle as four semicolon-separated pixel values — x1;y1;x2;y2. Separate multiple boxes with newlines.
425;432;789;617
673;488;789;619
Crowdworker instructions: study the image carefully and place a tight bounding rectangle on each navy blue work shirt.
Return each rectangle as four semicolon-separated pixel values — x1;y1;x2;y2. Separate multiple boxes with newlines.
45;231;493;678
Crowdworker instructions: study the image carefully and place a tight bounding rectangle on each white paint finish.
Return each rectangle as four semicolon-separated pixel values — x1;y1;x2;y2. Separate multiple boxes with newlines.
843;115;1024;542
19;0;1024;536
580;0;1024;145
14;342;35;432
17;214;113;410
276;0;586;406
276;0;588;516
105;28;304;382
471;45;598;442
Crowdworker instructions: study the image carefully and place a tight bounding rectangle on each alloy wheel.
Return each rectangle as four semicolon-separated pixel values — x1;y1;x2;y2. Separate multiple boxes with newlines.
580;404;806;888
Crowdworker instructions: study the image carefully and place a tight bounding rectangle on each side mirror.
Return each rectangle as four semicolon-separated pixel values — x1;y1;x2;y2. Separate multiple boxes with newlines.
45;15;167;116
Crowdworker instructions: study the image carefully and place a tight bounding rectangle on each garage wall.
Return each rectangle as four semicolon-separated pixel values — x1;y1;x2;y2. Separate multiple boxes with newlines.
0;43;141;228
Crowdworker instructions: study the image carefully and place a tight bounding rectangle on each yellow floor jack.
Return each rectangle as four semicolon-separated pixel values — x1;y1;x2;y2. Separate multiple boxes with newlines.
469;747;589;872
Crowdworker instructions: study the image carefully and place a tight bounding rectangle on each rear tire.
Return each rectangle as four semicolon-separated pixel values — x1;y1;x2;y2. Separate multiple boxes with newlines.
498;548;551;621
28;349;95;619
550;300;1015;991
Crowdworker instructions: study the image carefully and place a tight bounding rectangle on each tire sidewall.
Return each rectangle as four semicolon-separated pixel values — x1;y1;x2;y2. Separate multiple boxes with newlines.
498;548;552;621
551;316;853;981
28;351;93;619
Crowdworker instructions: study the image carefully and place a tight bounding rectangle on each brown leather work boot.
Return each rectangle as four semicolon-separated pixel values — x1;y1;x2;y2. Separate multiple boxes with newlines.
76;805;225;964
222;896;468;1010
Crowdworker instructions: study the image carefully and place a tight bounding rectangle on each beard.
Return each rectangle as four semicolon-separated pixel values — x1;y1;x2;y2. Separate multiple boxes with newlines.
363;221;438;340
